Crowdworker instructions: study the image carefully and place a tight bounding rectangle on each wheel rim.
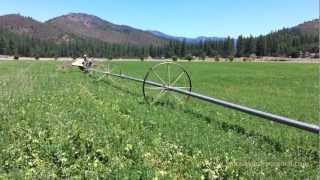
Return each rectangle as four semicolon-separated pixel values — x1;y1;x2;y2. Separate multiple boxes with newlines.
89;62;122;82
143;62;192;105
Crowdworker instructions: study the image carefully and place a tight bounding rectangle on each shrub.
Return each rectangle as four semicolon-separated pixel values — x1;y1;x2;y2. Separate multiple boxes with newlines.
140;57;145;61
172;56;178;61
108;56;113;61
35;56;40;60
186;55;193;62
13;55;19;60
290;51;299;58
228;56;234;62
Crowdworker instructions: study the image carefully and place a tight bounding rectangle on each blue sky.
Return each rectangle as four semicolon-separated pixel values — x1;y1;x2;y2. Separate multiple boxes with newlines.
0;0;318;38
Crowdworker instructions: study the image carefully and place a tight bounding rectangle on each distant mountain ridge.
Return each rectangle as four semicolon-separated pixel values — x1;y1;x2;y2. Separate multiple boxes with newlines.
0;14;72;42
293;19;319;35
46;13;167;46
147;30;225;43
0;13;318;47
0;13;318;59
0;13;226;46
0;13;168;46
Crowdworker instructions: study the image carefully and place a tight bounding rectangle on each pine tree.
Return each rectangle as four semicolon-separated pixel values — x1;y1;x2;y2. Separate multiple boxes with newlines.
223;37;234;57
256;35;267;57
0;37;5;54
8;39;15;55
180;39;186;58
236;35;245;57
244;36;256;56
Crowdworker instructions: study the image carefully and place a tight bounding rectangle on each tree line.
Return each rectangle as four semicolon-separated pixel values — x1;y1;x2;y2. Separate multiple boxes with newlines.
236;28;318;58
0;29;161;58
0;27;318;59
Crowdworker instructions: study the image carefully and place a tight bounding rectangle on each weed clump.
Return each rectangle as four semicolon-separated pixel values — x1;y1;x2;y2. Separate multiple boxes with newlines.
172;56;178;61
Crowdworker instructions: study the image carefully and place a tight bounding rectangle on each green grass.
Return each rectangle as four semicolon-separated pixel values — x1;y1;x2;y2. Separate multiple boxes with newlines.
0;60;318;179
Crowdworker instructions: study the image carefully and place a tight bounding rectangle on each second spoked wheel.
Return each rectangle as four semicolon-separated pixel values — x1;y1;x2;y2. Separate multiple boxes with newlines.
89;62;122;82
143;62;192;105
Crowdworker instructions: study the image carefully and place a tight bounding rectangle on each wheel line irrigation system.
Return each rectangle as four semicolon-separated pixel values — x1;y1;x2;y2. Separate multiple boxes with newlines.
83;62;319;134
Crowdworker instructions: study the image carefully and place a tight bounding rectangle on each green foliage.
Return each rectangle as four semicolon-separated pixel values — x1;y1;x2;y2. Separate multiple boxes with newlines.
172;56;178;61
0;37;5;54
0;61;318;178
180;39;187;58
13;55;19;60
140;57;145;61
0;29;238;59
256;35;267;57
244;36;256;56
185;54;193;61
223;36;235;57
237;28;319;57
0;26;318;59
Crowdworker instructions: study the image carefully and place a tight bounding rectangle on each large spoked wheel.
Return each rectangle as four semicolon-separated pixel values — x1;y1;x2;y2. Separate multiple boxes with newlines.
143;62;192;105
89;62;122;82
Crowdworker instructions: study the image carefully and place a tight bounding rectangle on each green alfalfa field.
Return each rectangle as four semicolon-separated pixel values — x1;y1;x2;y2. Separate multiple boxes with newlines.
0;60;318;179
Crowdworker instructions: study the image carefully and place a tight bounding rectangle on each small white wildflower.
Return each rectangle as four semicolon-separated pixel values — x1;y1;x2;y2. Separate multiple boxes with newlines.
125;144;133;151
201;175;205;180
204;160;210;166
61;157;67;163
212;174;219;179
159;170;167;176
177;152;183;156
144;152;151;157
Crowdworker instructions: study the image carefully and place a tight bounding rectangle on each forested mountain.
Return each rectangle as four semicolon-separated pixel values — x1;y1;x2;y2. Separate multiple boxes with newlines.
46;13;166;46
236;19;319;57
0;13;169;58
0;28;165;58
0;13;318;59
295;19;318;35
0;14;72;42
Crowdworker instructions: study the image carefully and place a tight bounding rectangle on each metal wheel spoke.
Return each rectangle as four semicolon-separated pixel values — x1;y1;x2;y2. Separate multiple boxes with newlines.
109;66;118;73
153;71;166;85
107;64;110;73
151;89;166;105
109;67;114;73
143;62;192;105
97;74;106;81
171;71;184;86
